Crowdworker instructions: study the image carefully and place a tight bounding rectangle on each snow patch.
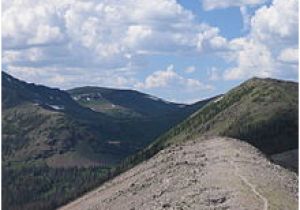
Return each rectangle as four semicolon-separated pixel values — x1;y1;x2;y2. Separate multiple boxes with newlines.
146;95;160;101
48;105;64;110
214;96;223;103
107;141;121;145
147;95;173;104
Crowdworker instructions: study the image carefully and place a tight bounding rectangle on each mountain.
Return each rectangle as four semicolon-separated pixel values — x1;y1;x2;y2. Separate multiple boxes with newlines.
3;72;214;165
59;137;298;210
67;86;186;118
2;72;215;210
67;86;216;119
2;72;119;210
59;77;298;210
126;77;298;172
3;73;297;210
3;72;121;166
66;85;218;147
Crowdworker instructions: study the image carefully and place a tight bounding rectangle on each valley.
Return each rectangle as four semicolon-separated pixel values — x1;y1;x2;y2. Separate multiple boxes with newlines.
2;72;214;210
3;0;298;209
2;72;298;210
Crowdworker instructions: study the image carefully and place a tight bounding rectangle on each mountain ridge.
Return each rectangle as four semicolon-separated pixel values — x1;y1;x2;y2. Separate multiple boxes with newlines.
118;76;298;175
59;137;298;210
2;71;216;210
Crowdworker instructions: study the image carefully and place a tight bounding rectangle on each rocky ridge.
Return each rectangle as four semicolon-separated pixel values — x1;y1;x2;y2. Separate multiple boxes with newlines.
59;137;298;210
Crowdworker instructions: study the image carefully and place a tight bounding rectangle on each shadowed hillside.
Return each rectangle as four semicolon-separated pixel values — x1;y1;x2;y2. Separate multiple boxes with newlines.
2;72;214;210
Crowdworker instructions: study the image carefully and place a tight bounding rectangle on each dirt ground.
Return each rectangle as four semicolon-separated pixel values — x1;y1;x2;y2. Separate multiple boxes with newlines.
59;137;298;210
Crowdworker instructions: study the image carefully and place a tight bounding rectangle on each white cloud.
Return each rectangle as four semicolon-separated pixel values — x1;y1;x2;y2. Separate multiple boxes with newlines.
250;0;298;45
135;65;177;89
124;25;153;47
2;0;65;49
277;48;298;64
202;0;266;10
223;0;298;80
48;74;67;85
2;0;297;98
196;27;228;52
5;65;138;89
209;36;228;50
224;38;276;80
3;0;226;59
135;65;212;90
185;66;196;73
134;65;214;103
3;0;227;89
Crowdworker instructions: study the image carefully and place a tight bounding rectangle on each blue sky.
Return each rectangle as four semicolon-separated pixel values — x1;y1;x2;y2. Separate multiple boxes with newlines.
178;0;244;38
2;0;298;103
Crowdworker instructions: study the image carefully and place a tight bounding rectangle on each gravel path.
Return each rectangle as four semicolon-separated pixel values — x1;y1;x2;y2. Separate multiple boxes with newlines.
59;137;298;210
230;159;268;210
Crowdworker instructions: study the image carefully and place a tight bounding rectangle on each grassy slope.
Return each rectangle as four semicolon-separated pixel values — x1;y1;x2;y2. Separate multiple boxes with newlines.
67;86;183;117
58;77;298;210
67;86;217;147
122;77;298;170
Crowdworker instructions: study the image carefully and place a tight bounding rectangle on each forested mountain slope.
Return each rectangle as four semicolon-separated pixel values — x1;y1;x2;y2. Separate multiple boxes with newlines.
123;78;298;171
2;71;214;210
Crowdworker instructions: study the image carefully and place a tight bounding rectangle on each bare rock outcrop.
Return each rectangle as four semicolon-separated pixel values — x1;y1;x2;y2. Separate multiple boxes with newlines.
59;137;298;210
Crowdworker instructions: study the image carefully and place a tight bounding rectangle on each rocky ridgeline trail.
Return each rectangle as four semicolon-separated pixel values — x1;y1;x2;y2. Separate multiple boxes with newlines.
59;137;298;210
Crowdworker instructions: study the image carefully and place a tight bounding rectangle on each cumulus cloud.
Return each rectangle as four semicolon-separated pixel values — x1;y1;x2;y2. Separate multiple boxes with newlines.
2;0;65;49
2;0;297;100
224;38;276;80
135;65;177;89
202;0;267;10
3;0;226;63
250;0;298;46
223;0;298;80
277;48;298;64
6;65;138;89
3;0;228;89
135;65;212;90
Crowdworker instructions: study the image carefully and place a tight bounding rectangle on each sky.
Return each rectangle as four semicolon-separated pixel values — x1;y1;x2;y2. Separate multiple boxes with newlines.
2;0;298;103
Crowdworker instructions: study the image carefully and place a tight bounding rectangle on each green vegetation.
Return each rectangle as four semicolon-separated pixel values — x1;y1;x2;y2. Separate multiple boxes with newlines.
2;72;214;210
3;72;297;210
3;164;110;210
121;77;298;172
152;78;297;153
68;86;183;117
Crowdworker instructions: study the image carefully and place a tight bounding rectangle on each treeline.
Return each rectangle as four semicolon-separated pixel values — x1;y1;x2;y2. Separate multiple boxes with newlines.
224;108;298;154
3;165;111;210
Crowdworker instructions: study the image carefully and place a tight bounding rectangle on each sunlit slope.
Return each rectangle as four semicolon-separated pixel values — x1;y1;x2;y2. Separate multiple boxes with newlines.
60;137;298;210
125;78;298;170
